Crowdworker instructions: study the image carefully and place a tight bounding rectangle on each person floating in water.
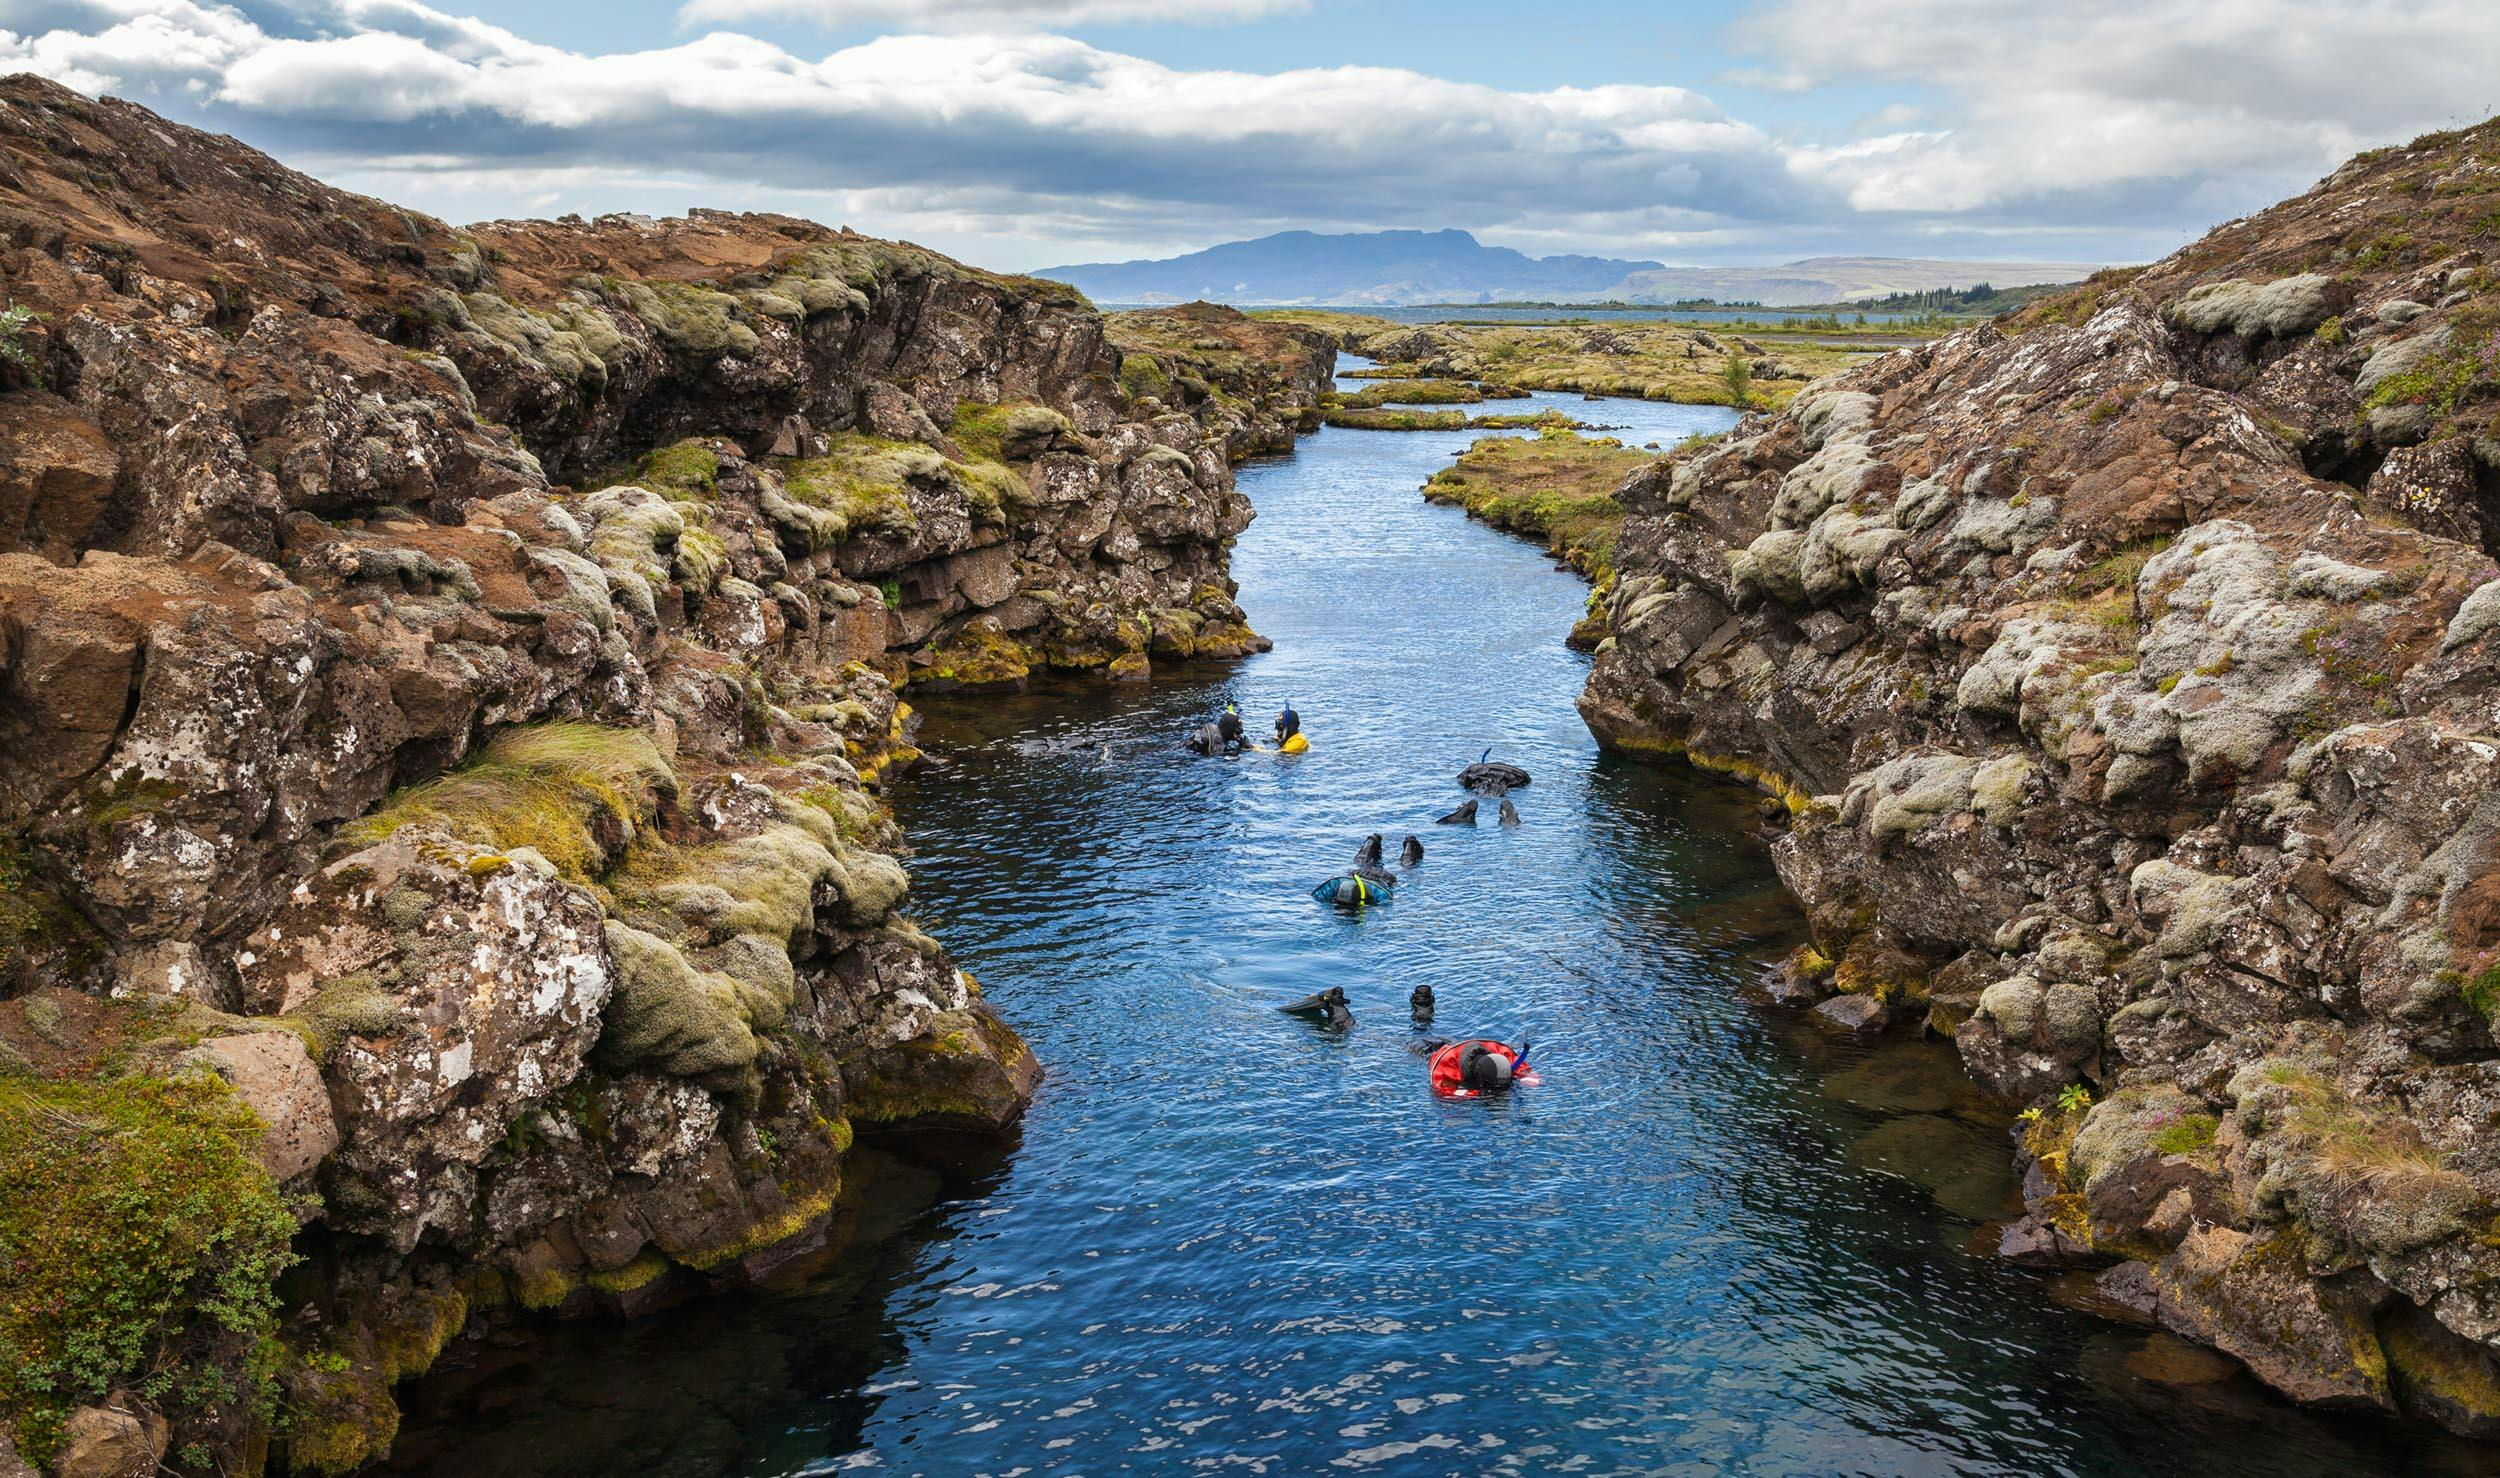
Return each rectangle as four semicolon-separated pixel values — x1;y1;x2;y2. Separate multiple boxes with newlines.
1276;700;1301;746
1421;1037;1532;1098
1458;748;1533;796
1217;702;1245;750
1281;985;1353;1031
1314;871;1392;908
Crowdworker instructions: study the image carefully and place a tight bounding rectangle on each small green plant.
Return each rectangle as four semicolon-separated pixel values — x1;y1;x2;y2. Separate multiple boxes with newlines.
0;1076;299;1463
2462;962;2500;1026
0;302;38;375
879;578;903;609
2314;314;2346;345
1720;352;1753;408
2057;1083;2094;1113
2017;1105;2044;1123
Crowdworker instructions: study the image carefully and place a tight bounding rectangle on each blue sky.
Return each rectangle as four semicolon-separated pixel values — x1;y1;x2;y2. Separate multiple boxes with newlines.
5;0;2496;273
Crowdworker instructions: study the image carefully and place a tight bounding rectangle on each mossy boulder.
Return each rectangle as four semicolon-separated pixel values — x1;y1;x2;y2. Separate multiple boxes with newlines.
597;920;771;1094
851;999;1041;1138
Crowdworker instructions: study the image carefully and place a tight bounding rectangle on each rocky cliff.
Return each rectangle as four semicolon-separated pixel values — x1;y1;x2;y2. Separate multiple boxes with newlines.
1583;116;2500;1431
0;76;1328;1476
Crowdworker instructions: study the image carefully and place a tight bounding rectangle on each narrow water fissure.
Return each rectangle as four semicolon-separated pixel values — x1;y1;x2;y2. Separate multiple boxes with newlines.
384;391;2485;1478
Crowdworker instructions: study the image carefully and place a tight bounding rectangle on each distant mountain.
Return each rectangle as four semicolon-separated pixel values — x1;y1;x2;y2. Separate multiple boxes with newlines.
1035;231;2098;308
1037;229;1661;307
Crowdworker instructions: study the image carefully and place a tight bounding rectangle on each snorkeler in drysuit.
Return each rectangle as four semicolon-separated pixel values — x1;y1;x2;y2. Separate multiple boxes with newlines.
1458;747;1533;796
1276;701;1301;746
1409;982;1435;1027
1315;871;1393;907
1422;1037;1532;1098
1281;985;1354;1030
1183;721;1223;755
1399;836;1424;866
1217;703;1245;749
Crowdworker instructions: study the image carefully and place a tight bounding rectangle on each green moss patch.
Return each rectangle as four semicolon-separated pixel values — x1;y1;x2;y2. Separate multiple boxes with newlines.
0;1076;297;1464
780;433;1025;541
636;440;719;500
344;722;675;882
949;401;1069;464
2150;1112;2220;1157
1118;353;1171;402
2464;962;2500;1025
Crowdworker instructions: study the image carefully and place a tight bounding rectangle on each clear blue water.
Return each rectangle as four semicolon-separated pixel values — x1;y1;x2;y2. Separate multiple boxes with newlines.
384;399;2496;1477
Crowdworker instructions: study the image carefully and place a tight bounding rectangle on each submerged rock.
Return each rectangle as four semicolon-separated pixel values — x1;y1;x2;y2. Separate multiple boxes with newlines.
1847;1113;2023;1222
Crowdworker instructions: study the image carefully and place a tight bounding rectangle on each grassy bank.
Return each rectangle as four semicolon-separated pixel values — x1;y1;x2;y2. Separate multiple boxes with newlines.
1420;429;1662;645
1262;310;1908;411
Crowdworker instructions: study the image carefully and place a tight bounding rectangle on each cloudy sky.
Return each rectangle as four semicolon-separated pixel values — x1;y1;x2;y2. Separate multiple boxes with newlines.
4;0;2497;272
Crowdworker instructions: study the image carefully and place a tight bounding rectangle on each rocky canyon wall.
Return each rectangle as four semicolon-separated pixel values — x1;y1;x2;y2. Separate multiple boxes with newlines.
0;75;1327;1475
1584;115;2500;1432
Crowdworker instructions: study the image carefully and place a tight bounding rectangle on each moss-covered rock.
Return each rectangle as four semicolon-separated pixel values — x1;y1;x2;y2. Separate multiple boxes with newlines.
344;722;675;884
597;920;770;1092
2383;1298;2500;1437
850;1000;1041;1137
908;617;1034;691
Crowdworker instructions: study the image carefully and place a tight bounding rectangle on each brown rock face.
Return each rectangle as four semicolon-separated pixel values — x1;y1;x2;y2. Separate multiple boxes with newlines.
0;393;115;560
189;1031;339;1182
0;75;1332;1470
1583;111;2500;1434
2153;1227;2393;1411
51;1399;168;1478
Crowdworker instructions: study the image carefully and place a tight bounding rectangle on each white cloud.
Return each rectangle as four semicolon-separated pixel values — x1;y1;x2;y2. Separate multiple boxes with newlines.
2;0;2495;268
2;0;1816;261
679;0;1310;27
1734;0;2500;219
